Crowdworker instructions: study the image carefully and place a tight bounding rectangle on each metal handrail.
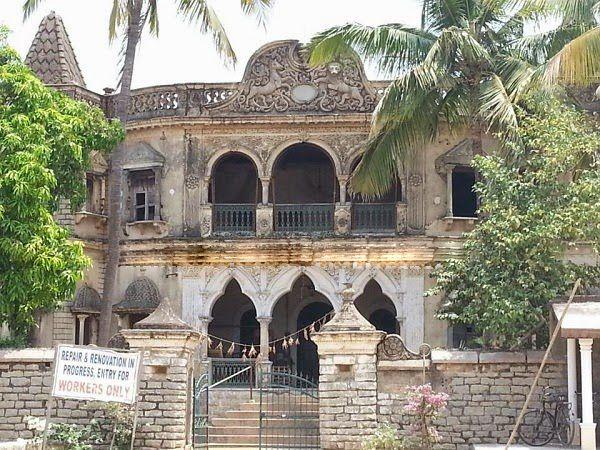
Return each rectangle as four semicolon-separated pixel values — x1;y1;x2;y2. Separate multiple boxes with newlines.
199;364;255;399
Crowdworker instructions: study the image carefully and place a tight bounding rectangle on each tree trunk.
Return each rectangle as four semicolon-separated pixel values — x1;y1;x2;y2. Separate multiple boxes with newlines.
98;0;144;345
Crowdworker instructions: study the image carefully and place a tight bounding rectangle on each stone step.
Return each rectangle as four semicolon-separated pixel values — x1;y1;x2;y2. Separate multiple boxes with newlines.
211;417;318;427
207;434;317;445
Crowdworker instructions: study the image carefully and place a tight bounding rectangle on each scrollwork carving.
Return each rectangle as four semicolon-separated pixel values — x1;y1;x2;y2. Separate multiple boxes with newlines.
229;41;377;114
377;334;431;361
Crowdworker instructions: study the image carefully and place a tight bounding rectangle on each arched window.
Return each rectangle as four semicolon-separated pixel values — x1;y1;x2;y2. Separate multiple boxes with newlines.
271;275;333;382
209;280;258;358
210;153;258;233
272;144;337;232
349;157;401;232
354;280;398;333
451;166;477;217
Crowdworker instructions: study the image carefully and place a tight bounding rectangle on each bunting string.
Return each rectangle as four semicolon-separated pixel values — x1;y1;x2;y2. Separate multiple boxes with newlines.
204;310;334;356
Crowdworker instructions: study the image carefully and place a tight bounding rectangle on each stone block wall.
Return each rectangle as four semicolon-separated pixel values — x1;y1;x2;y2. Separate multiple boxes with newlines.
0;349;93;442
377;350;567;450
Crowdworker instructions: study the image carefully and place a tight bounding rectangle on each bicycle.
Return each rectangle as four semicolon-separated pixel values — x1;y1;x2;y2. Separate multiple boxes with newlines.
517;386;575;446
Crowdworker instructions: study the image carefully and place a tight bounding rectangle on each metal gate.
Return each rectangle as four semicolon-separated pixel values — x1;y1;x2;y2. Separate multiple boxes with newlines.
259;370;319;449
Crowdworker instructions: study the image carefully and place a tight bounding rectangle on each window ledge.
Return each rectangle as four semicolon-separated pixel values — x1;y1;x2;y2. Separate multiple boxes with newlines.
74;211;107;234
441;216;478;231
125;220;169;238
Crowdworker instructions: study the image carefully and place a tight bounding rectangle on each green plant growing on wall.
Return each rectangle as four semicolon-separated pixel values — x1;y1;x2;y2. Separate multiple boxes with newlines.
362;424;405;450
0;29;123;338
428;96;600;349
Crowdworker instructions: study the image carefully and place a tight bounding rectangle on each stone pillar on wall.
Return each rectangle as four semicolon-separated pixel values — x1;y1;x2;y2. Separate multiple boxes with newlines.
313;285;385;450
122;297;202;450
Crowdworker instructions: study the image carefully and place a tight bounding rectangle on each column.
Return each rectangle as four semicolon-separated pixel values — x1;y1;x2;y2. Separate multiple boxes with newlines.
256;316;271;357
579;338;596;450
90;318;98;345
76;314;88;345
198;316;212;359
396;315;404;338
260;177;270;205
567;338;578;420
338;175;349;205
446;165;454;217
153;167;162;220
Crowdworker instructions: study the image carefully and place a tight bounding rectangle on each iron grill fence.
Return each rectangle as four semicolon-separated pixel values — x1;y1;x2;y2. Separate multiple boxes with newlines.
213;204;256;234
352;203;396;232
210;358;256;387
275;204;334;233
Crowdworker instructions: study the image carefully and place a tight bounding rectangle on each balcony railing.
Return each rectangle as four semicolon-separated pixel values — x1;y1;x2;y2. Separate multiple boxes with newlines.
352;203;396;232
275;204;334;233
213;204;255;233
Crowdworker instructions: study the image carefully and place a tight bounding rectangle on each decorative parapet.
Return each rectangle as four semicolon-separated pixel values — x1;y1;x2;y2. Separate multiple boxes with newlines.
377;334;431;361
101;41;387;122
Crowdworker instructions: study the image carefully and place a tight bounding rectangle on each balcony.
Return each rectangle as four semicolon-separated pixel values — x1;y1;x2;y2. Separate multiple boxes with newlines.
352;203;397;233
213;204;255;234
274;204;334;233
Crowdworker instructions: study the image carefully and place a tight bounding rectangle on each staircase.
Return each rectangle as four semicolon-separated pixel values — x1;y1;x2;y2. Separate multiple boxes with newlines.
194;389;319;449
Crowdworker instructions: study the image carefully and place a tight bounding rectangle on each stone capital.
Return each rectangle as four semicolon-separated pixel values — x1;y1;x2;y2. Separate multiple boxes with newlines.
256;316;272;325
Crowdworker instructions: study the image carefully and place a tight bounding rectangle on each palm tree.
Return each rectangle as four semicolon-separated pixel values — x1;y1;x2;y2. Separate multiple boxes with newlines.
24;0;272;344
308;0;598;197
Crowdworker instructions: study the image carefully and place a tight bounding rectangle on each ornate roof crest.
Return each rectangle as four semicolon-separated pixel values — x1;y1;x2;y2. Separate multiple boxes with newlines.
213;40;377;115
25;11;86;87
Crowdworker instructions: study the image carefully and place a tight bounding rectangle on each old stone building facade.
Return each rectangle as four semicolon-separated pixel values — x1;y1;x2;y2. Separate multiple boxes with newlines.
24;13;597;373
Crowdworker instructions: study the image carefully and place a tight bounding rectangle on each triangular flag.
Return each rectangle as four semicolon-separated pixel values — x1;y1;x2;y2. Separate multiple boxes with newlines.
303;328;309;340
216;341;223;352
282;339;288;350
294;337;300;346
227;342;235;356
249;345;257;358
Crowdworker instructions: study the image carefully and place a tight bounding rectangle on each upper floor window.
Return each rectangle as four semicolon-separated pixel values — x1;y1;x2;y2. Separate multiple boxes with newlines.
272;144;337;233
130;169;157;221
451;166;477;218
350;157;401;232
209;153;258;233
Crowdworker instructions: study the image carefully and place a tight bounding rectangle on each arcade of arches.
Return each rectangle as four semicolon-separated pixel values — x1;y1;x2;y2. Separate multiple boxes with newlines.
206;275;398;380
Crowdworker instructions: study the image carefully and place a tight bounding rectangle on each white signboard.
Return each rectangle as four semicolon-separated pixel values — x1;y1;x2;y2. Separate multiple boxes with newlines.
51;345;140;404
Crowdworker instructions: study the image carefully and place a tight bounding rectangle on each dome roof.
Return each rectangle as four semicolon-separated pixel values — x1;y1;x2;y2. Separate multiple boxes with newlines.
70;286;102;314
113;278;160;314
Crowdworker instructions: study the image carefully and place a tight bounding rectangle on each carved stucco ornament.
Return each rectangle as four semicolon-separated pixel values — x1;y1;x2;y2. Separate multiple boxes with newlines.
377;334;431;361
212;41;377;115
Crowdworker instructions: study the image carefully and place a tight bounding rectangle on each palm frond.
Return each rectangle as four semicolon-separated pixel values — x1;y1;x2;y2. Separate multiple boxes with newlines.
145;0;159;37
307;23;435;76
176;0;236;65
479;73;519;137
351;81;442;196
239;0;272;28
109;0;128;42
552;0;598;25
497;53;543;98
425;26;492;69
544;26;600;84
22;0;45;20
513;23;591;64
422;0;469;31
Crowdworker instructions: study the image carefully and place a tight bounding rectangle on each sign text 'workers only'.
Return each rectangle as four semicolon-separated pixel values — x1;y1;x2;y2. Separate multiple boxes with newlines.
51;345;140;404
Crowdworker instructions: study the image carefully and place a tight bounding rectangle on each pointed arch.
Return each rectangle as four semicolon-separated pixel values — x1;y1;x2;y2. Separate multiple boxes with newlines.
351;268;401;316
263;266;339;316
203;267;261;316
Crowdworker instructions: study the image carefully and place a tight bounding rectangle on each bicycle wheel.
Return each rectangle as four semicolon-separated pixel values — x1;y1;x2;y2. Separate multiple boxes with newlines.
518;410;555;446
556;406;575;445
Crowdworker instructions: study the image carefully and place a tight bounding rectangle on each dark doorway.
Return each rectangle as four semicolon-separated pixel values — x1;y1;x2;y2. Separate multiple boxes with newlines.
239;309;260;348
355;280;398;333
271;144;337;204
209;280;257;358
369;309;397;334
210;153;258;204
452;166;477;217
297;302;333;382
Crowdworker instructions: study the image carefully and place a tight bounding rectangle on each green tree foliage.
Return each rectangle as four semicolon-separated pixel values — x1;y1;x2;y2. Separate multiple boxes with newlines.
427;97;600;349
0;31;123;337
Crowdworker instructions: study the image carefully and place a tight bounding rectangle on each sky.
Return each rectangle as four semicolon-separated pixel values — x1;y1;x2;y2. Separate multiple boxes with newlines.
3;0;423;92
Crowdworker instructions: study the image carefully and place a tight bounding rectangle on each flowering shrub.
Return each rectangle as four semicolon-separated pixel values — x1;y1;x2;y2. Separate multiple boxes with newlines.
402;384;449;449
